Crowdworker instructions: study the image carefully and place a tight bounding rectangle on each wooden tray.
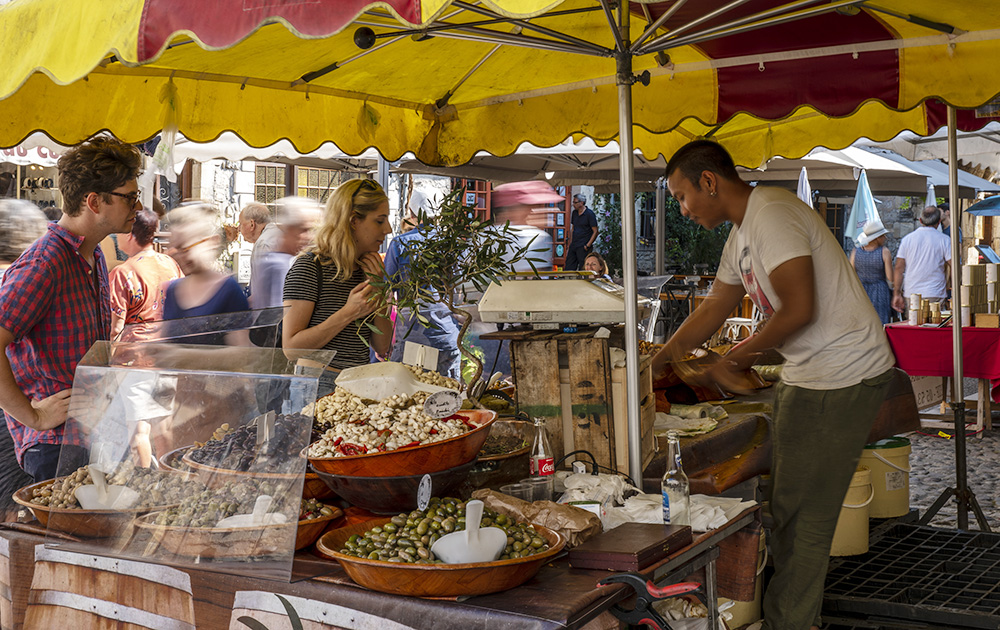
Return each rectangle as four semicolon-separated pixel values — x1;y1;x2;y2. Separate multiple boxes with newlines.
308;409;496;478
135;512;297;558
314;516;565;597
13;479;159;539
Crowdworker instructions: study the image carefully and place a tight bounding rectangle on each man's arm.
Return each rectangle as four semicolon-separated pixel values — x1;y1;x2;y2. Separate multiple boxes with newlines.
651;280;746;379
586;225;598;249
0;326;69;431
891;258;906;312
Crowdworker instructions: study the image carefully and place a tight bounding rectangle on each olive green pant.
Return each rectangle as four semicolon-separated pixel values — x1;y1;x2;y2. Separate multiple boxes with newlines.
762;368;893;630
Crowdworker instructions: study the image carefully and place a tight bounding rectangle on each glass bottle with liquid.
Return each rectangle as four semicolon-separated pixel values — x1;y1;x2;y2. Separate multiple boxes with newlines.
661;431;691;526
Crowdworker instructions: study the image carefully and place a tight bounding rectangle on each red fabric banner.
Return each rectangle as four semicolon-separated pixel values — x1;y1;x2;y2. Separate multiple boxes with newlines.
137;0;421;62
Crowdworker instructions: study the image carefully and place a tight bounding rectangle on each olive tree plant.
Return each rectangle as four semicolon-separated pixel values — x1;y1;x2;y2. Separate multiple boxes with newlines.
367;188;544;393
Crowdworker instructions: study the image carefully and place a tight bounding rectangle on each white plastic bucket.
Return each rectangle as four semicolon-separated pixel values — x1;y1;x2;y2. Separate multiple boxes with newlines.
860;437;911;518
830;466;873;556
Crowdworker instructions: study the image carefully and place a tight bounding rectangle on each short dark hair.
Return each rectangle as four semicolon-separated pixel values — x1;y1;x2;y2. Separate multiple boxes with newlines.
130;208;159;247
665;140;741;190
920;206;941;227
57;137;142;217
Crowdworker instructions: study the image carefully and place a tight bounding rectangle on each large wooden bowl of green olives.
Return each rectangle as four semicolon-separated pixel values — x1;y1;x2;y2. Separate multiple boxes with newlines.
314;497;566;597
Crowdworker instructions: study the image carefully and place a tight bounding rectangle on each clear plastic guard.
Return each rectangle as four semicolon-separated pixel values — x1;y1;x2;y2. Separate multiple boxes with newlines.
36;338;336;583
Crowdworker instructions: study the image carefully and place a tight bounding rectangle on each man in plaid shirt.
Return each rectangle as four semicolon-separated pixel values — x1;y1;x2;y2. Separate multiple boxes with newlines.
0;137;142;482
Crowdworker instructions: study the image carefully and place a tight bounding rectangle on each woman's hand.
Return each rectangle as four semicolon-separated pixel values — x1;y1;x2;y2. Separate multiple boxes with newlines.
342;281;379;319
358;252;385;278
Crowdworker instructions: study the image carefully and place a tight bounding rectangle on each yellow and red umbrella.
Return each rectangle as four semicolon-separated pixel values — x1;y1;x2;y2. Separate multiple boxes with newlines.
4;0;1000;483
1;0;999;165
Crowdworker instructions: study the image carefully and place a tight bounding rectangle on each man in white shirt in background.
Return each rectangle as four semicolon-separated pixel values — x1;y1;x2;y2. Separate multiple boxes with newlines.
891;205;951;313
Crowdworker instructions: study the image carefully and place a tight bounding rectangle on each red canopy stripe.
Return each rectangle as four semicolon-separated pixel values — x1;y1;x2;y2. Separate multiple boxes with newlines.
136;0;422;62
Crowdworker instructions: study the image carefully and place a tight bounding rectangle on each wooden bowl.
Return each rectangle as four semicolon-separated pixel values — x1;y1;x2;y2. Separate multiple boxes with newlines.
134;512;297;558
309;459;476;514
308;409;497;477
165;444;332;499
13;479;154;539
295;508;343;551
314;517;566;597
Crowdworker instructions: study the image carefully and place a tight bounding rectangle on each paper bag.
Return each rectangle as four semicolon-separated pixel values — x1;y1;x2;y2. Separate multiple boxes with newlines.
472;488;603;548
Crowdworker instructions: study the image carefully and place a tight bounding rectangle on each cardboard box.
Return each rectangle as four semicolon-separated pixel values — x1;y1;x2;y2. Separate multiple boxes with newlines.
909;374;944;410
975;313;1000;328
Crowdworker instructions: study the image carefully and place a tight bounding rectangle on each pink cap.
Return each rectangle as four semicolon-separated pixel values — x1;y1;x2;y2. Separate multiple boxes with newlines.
491;180;564;208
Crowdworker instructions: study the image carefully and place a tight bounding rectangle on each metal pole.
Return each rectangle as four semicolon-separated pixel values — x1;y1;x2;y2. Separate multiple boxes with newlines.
616;7;644;486
655;178;665;276
947;105;969;530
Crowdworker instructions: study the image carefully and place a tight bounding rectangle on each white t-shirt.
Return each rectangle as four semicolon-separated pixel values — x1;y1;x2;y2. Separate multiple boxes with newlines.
717;187;895;389
896;226;951;299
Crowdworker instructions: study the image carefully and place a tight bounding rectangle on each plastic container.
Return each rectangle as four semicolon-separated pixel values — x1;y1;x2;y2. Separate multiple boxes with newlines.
860;437;911;518
830;466;873;556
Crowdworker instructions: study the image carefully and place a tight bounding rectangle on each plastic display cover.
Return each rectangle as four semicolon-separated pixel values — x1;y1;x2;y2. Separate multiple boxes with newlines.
35;335;335;583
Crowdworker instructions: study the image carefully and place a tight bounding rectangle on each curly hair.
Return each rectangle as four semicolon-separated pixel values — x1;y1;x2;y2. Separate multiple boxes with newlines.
310;179;388;281
0;200;47;264
57;137;142;217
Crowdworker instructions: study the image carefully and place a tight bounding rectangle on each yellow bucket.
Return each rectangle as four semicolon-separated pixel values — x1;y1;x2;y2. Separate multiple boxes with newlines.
860;437;911;518
830;466;873;557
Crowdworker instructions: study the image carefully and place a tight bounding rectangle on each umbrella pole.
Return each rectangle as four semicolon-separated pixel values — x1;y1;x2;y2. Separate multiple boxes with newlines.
918;105;991;532
614;7;643;489
655;177;665;276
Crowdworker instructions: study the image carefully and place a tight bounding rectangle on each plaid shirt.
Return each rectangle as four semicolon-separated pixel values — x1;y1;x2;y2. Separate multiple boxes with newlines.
0;223;110;463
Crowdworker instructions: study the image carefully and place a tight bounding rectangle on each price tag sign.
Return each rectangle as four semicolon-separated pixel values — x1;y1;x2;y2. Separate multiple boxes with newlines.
417;474;432;510
423;390;462;419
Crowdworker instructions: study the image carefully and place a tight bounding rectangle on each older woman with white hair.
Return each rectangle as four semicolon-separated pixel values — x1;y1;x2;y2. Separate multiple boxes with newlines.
0;200;48;282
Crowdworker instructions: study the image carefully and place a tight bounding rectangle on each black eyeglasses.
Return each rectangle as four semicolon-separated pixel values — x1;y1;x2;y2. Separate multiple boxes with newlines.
350;179;380;202
106;190;141;209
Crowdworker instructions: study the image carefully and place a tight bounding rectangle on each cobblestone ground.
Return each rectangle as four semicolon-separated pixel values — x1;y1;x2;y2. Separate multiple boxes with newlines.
908;425;1000;530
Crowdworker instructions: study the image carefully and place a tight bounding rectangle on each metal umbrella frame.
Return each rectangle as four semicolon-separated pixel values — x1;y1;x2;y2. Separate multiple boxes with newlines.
4;1;1000;488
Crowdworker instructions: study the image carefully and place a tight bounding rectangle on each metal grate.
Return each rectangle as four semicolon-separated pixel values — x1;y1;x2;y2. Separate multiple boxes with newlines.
824;523;1000;629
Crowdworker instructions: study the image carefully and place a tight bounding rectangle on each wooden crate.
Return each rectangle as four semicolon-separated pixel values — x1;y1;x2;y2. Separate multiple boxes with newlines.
510;331;655;477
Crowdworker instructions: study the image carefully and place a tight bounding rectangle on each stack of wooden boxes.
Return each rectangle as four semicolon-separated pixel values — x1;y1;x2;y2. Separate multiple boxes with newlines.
970;263;1000;327
502;328;656;477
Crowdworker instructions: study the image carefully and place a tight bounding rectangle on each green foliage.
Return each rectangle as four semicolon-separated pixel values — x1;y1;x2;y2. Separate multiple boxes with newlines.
367;188;543;389
594;194;623;275
593;192;730;275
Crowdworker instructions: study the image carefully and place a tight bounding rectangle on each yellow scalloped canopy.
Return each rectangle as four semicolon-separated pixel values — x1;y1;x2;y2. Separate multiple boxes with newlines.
1;0;999;166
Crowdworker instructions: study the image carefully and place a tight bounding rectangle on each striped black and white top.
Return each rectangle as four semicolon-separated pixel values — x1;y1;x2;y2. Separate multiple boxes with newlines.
283;252;372;370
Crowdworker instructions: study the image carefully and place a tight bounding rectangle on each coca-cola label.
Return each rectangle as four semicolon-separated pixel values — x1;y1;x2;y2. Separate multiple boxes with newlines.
531;456;554;476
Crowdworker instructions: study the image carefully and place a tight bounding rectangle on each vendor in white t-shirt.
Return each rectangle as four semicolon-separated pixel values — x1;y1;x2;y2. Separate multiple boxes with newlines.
891;205;951;313
650;140;895;630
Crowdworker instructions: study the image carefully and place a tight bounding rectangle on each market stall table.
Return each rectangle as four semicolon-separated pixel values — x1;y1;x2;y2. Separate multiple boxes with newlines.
885;322;997;433
0;508;759;629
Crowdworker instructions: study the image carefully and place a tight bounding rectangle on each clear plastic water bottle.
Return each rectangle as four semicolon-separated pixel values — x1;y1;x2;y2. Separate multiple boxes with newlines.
662;431;691;526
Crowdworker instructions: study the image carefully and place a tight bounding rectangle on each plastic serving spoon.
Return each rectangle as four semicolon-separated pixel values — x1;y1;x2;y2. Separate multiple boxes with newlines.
74;465;140;510
335;362;461;401
214;495;289;529
430;499;507;564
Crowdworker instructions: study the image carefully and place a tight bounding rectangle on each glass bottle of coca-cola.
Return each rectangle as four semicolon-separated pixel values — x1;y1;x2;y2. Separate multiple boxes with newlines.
529;417;555;499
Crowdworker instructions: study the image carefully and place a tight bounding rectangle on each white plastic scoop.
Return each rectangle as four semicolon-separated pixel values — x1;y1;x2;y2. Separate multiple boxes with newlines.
430;499;507;564
74;465;140;510
214;495;289;529
335;362;461;401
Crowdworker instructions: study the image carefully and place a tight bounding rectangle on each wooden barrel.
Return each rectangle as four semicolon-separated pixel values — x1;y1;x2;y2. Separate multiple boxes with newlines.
0;536;12;630
24;546;195;629
229;591;418;630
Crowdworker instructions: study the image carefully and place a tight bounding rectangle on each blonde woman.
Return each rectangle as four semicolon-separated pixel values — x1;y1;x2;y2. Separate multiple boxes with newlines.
282;179;392;373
